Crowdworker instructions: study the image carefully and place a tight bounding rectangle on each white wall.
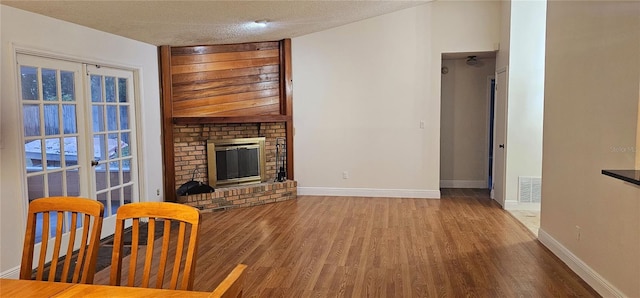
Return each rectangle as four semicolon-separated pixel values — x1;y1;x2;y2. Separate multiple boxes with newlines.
496;0;510;72
0;5;162;277
540;1;640;296
503;0;546;204
292;1;499;198
440;57;496;188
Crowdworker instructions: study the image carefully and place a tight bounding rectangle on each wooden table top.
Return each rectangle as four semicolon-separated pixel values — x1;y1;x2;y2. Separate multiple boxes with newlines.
0;278;214;297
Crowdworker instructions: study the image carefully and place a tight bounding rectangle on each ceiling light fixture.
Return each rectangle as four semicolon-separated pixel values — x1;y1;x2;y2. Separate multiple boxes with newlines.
254;20;269;28
466;56;478;66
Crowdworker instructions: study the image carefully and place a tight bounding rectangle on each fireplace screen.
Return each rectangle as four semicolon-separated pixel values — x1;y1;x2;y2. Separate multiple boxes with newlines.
207;137;266;187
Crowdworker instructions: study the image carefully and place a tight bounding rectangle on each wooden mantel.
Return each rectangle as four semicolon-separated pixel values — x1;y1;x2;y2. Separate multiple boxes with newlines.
159;39;294;202
172;115;291;125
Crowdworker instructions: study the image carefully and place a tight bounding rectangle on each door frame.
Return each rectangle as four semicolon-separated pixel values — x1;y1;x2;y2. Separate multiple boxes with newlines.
486;75;496;189
491;67;508;205
14;48;144;268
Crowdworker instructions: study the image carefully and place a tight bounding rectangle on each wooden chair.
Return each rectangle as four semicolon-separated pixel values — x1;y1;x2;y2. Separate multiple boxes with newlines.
211;264;248;298
20;197;104;284
109;202;201;290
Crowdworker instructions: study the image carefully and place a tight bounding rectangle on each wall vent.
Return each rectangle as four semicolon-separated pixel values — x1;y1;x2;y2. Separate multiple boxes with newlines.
518;176;541;203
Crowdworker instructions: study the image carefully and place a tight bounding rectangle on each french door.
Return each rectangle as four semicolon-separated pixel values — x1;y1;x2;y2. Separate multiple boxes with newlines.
86;65;138;235
18;54;138;253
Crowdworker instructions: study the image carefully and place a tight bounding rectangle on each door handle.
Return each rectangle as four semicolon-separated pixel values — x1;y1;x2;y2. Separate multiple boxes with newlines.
499;144;504;148
91;159;100;167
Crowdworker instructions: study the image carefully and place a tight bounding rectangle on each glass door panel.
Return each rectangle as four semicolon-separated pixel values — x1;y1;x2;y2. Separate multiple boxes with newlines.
17;54;87;244
86;65;138;235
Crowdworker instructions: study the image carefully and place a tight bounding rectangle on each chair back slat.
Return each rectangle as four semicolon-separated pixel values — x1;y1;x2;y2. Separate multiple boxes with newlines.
110;202;201;291
183;221;199;290
36;212;50;280
127;218;141;287
155;220;171;288
141;218;156;288
48;211;65;281
170;222;187;289
20;197;104;284
61;211;78;281
73;213;91;283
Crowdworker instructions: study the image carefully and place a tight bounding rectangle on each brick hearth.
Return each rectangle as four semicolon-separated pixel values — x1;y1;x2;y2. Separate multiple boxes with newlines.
176;180;297;212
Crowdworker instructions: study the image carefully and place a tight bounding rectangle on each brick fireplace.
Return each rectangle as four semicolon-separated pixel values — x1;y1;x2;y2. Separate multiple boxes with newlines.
172;122;296;211
159;40;294;205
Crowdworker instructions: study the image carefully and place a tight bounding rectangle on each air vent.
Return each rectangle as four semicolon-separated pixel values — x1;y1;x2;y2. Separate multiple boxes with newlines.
518;176;541;203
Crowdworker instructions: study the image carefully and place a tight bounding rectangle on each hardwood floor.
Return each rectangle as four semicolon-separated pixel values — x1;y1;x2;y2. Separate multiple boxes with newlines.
94;189;599;297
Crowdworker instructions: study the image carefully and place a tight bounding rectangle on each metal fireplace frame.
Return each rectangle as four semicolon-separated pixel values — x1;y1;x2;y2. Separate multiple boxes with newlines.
206;137;266;187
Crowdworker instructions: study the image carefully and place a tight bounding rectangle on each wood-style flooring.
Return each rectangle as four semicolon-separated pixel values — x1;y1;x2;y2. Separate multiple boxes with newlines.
94;189;599;297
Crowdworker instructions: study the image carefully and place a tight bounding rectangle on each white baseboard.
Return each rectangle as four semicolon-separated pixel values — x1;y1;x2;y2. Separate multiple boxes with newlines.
505;201;541;211
538;229;624;297
0;266;20;279
297;187;440;199
500;199;518;209
440;180;487;188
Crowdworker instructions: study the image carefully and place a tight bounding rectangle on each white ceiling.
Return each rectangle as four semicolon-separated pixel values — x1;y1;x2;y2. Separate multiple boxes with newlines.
1;0;431;47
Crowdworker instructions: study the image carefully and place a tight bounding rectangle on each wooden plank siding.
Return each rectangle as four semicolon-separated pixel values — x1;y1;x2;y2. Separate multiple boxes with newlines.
170;45;281;117
159;40;294;202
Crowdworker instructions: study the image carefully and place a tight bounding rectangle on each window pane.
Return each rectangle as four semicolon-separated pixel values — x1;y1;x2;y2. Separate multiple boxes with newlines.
108;133;119;158
66;169;80;196
91;75;103;102
123;185;133;205
61;71;75;102
23;105;41;137
20;66;39;101
97;192;109;217
118;78;128;102
93;134;107;161
110;160;121;187
42;69;58;101
105;77;116;103
25;139;44;170
110;189;121;216
119;106;129;130
44;104;60;135
107;106;117;131
63;137;78;166
123;159;132;183
48;171;64;197
62;105;77;134
45;138;62;169
120;132;131;158
96;164;107;192
92;105;105;132
27;174;45;201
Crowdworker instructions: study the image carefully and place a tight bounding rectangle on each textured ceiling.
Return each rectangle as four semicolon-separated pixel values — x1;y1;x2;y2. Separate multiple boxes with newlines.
2;1;431;46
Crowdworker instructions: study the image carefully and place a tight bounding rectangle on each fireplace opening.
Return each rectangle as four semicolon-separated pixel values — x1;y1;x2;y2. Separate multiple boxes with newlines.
207;137;266;187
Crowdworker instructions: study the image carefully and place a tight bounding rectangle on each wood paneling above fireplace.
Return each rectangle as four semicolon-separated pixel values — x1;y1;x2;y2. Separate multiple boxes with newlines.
160;39;293;202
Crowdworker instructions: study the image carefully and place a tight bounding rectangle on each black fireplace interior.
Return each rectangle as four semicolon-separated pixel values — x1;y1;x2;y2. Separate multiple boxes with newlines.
215;147;260;180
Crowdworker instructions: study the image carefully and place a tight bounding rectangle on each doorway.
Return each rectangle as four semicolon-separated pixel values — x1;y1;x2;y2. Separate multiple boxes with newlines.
439;52;497;190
